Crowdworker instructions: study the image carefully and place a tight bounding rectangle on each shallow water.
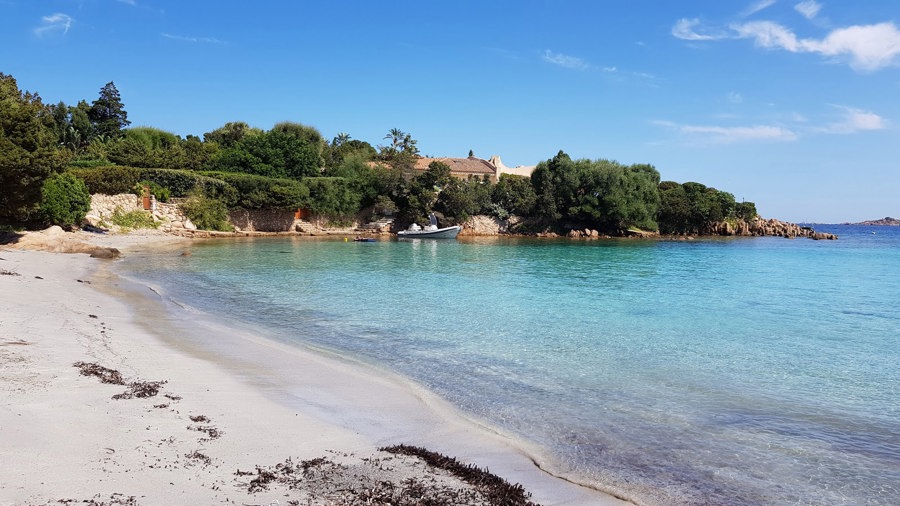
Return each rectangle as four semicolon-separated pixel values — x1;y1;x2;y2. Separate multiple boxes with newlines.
119;225;900;505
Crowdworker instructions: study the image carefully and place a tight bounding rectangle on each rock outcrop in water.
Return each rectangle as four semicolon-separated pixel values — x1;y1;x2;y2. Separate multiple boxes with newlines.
705;217;837;240
462;215;837;240
849;217;900;226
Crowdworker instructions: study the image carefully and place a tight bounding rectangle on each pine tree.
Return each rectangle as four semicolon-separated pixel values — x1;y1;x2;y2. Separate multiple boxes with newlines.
88;81;130;139
0;73;67;224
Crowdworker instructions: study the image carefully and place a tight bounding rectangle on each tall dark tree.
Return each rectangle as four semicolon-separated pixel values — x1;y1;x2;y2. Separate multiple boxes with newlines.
69;100;94;150
88;81;130;139
492;173;536;217
0;73;67;225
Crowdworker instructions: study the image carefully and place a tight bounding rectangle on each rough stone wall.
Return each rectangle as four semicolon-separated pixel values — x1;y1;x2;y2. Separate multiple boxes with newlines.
228;209;297;232
85;194;196;232
86;194;141;226
154;201;196;233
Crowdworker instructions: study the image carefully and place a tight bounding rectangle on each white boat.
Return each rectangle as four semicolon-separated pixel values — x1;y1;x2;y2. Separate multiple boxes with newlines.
397;214;461;239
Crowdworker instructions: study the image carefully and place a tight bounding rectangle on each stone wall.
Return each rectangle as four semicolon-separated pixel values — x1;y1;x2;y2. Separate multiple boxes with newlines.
228;209;297;232
85;194;196;233
85;194;142;227
154;201;196;233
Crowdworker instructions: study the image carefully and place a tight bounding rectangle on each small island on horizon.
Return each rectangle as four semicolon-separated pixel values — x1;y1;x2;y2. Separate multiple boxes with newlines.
846;217;900;226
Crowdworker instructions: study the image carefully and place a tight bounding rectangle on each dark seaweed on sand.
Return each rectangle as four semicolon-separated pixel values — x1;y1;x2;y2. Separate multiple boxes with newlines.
381;444;540;506
237;450;541;506
73;362;126;385
111;380;166;400
72;362;166;399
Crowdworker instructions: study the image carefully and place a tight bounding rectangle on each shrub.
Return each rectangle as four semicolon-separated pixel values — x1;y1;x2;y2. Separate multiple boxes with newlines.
136;168;231;198
69;158;113;168
201;171;307;209
300;177;362;217
39;172;92;228
69;166;141;195
110;207;158;230
180;193;231;231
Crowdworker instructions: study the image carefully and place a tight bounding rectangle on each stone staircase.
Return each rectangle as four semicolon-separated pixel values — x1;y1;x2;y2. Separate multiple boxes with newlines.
358;217;394;233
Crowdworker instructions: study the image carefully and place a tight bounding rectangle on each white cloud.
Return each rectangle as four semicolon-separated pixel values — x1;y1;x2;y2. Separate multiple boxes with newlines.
817;105;887;133
542;49;590;70
730;21;900;71
115;0;137;5
672;18;726;41
727;92;744;104
742;0;778;17
794;0;821;20
731;21;803;51
161;33;226;45
34;13;73;36
654;120;797;143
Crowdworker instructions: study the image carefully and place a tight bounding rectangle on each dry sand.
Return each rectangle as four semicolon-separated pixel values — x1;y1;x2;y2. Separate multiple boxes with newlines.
0;230;630;506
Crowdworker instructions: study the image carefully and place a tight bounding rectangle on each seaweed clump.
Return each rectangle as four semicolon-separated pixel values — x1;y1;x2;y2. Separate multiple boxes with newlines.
73;361;125;385
72;362;166;399
380;444;539;506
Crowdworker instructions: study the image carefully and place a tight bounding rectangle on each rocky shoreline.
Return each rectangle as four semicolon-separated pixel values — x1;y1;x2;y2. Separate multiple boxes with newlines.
461;215;838;240
847;216;900;226
79;193;838;241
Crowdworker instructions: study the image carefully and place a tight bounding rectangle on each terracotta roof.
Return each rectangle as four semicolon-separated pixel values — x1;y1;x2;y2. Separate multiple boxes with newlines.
414;157;497;177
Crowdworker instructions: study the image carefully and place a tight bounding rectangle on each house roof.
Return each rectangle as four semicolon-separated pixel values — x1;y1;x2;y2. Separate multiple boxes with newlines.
414;156;497;177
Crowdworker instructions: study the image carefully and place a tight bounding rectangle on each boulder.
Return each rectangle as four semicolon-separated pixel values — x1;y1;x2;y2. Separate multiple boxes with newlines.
89;247;121;259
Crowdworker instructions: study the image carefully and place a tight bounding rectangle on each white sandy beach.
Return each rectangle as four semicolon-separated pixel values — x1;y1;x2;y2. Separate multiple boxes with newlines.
0;230;628;506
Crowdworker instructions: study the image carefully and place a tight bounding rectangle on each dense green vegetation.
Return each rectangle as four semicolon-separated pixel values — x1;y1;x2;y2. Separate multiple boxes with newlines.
0;73;758;233
38;172;91;228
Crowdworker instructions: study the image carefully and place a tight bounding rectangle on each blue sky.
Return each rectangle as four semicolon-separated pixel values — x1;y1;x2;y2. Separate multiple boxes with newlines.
2;0;898;222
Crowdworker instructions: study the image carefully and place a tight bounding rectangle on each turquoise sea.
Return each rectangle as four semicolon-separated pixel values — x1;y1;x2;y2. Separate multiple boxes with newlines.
119;225;899;505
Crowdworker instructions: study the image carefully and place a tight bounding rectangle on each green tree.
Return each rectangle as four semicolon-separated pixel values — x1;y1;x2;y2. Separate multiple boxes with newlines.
531;152;659;232
88;82;130;139
301;177;361;217
209;128;321;180
39;172;91;228
0;73;68;225
436;176;492;222
657;181;691;234
273;121;325;145
417;160;452;190
530;150;575;221
324;134;376;170
203;121;262;148
735;201;757;221
181;134;219;171
378;128;419;172
67;101;95;153
492;173;536;217
106;127;190;169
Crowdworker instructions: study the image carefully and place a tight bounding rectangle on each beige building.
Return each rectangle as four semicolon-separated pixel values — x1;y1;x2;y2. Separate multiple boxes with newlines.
411;155;537;183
